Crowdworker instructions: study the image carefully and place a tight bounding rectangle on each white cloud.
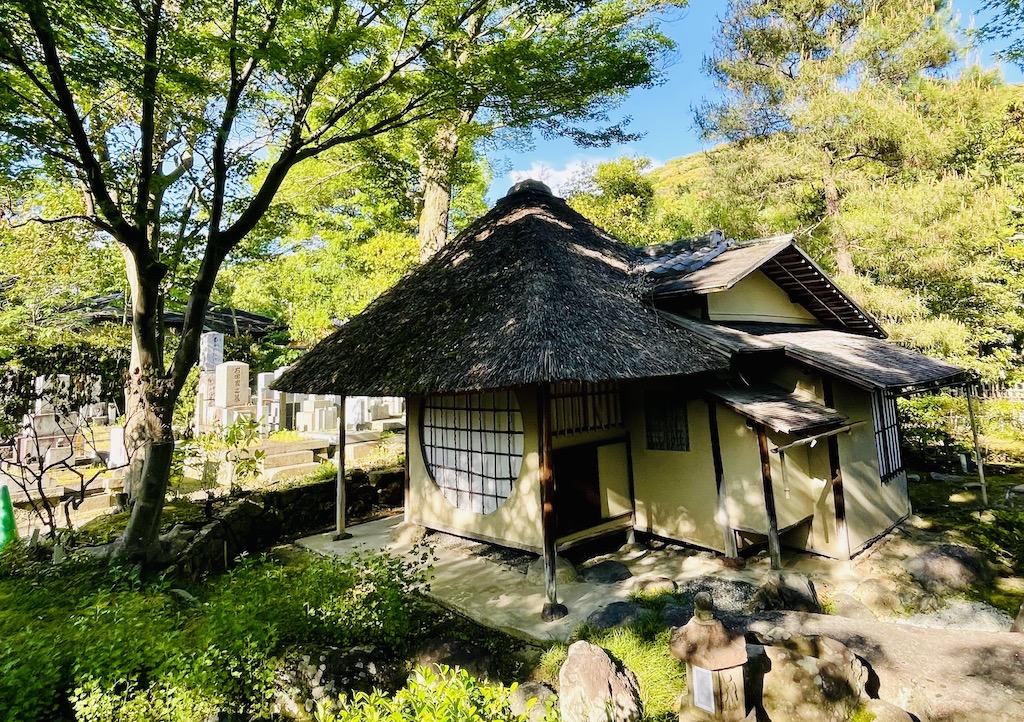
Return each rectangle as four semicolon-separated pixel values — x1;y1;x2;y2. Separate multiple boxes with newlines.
506;153;665;197
506;159;603;197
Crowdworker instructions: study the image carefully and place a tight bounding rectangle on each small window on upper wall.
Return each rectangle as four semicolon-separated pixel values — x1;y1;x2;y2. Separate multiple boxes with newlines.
871;391;903;482
645;392;690;451
551;381;623;436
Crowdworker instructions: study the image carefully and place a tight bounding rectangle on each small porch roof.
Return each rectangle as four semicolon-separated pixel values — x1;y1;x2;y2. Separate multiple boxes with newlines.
708;383;848;436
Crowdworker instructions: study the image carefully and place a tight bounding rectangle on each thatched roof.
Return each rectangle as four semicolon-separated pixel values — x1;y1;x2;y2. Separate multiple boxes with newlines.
273;185;731;396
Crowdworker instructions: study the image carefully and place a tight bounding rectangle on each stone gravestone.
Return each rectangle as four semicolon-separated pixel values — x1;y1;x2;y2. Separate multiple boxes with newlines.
214;361;254;427
194;332;225;433
107;426;128;469
255;372;277;434
199;331;224;371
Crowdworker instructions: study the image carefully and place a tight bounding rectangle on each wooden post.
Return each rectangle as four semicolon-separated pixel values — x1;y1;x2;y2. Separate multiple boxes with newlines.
707;402;737;557
756;424;783;570
334;395;351;541
966;386;988;507
404;396;412;523
538;384;567;621
822;381;851;560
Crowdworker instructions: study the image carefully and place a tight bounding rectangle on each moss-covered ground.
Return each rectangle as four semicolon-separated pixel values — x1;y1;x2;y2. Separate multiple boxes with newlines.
908;466;1024;615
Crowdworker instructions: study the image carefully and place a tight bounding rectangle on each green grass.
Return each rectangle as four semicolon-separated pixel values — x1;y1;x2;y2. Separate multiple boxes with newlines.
75;497;206;545
535;614;685;722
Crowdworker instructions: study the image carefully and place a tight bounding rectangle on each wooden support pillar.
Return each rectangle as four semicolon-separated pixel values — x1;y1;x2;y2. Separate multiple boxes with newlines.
707;402;738;558
538;383;567;621
822;381;851;560
403;396;412;523
334;395;351;541
966;386;988;507
755;423;782;570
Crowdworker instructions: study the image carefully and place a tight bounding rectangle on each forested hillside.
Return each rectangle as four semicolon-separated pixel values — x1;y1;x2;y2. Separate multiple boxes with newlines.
566;0;1024;383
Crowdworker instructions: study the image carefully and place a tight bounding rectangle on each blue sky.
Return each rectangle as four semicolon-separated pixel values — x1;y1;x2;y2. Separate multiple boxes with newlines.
486;0;1024;199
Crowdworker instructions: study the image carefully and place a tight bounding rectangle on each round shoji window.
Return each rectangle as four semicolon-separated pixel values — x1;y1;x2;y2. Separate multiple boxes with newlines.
421;390;524;514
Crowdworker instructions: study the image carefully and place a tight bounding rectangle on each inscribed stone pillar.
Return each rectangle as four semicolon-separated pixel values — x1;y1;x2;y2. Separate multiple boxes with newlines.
214;362;250;408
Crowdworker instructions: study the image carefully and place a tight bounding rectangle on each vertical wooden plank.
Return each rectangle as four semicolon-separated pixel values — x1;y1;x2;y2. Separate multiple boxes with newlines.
707;402;737;557
966;386;988;507
335;395;351;541
756;423;782;570
538;383;567;621
822;380;850;560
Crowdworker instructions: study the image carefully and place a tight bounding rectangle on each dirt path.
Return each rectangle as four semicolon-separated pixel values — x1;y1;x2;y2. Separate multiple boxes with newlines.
741;610;1024;722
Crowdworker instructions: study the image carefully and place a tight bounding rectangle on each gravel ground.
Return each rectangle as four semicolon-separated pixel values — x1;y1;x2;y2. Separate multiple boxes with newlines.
896;598;1015;632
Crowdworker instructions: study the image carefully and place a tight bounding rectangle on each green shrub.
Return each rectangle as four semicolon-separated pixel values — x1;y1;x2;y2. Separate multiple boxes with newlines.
320;666;556;722
0;548;434;721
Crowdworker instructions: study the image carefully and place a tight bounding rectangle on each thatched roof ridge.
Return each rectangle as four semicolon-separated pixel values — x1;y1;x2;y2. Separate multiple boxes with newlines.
273;188;730;396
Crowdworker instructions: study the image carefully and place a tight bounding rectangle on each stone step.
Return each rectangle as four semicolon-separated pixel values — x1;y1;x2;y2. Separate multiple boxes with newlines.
346;440;384;462
261;449;315;469
264;462;324;483
370;419;405;432
346;430;381;443
255;439;331;455
73;490;117;513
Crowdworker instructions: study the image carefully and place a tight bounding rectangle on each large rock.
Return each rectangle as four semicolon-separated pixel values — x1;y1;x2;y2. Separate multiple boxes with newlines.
581;560;632;584
558;641;642;722
831;593;877;621
661;601;695;629
169;499;282;576
753;630;869;722
853;578;903;616
630;576;677;596
273;645;402;721
510;682;555;722
863;698;915;722
527;555;579;585
413;638;494;680
370;468;405;507
906;544;991;593
586;601;651;630
389;521;427;546
756;571;821;613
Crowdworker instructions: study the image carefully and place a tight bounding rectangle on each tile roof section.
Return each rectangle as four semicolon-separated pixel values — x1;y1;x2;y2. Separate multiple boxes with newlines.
638;230;730;276
663;315;967;394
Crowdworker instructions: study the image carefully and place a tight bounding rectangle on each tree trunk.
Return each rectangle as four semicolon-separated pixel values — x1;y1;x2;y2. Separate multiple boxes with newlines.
117;244;178;561
121;246;168;501
417;123;462;262
119;439;174;557
823;172;854;275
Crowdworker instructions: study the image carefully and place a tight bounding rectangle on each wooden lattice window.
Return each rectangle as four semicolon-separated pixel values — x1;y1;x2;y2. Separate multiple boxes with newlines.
871;391;903;482
551;381;623;436
422;391;524;514
644;392;690;451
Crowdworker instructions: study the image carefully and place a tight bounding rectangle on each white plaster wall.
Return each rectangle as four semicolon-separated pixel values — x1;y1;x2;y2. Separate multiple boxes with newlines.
833;381;910;552
707;271;821;325
627;388;725;553
598;442;632;518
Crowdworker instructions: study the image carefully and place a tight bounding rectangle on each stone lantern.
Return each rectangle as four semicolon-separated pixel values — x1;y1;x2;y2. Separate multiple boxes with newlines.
670;592;750;722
